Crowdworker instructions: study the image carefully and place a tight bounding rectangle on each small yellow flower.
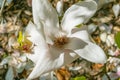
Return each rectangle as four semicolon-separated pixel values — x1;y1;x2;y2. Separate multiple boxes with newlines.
17;31;33;53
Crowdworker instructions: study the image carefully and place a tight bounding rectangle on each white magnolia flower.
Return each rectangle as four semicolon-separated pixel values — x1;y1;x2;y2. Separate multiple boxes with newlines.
26;0;107;79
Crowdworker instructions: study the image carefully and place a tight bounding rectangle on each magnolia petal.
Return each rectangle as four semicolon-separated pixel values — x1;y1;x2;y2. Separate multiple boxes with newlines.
61;0;97;34
27;46;79;80
70;30;90;41
112;4;120;18
65;38;107;63
32;0;59;34
25;21;45;45
25;22;47;63
75;41;107;63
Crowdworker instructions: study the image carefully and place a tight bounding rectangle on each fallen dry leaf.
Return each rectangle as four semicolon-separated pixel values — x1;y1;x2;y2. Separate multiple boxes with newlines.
55;67;71;80
92;64;104;71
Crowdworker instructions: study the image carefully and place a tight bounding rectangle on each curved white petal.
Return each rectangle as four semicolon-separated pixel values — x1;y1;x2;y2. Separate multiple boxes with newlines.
70;30;90;41
75;41;107;63
27;46;79;80
25;22;47;63
25;22;45;44
61;0;97;34
65;38;107;63
32;0;59;34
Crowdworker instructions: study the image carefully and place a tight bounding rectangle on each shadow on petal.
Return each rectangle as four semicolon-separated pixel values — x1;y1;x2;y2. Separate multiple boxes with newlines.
65;37;88;50
65;37;107;63
27;45;79;80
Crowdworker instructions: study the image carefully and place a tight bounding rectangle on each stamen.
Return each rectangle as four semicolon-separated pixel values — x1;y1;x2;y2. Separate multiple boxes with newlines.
54;36;69;48
19;38;34;53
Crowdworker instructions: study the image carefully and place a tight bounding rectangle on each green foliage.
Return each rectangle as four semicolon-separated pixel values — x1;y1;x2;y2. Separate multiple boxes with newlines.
71;76;86;80
115;31;120;48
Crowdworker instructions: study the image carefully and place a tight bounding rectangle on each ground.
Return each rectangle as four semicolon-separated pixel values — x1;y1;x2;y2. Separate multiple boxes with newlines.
0;0;120;80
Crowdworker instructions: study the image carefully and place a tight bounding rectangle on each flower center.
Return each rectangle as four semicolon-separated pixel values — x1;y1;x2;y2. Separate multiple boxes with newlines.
53;36;69;48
